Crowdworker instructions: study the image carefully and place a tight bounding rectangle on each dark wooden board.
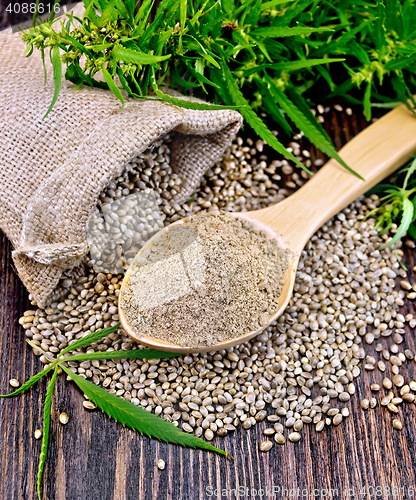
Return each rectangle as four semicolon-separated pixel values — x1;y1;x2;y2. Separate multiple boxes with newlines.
2;106;416;500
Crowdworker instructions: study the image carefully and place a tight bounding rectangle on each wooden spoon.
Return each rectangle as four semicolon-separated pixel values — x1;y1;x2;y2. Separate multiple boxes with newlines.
119;102;416;353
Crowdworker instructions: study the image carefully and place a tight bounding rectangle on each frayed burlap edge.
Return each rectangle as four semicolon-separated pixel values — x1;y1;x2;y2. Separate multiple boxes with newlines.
0;17;243;307
11;99;242;307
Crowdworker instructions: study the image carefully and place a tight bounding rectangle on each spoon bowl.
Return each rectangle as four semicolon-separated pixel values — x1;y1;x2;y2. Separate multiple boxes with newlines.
119;101;416;353
118;213;298;353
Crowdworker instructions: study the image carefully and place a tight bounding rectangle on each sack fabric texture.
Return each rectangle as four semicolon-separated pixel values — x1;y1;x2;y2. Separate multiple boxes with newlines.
0;14;243;308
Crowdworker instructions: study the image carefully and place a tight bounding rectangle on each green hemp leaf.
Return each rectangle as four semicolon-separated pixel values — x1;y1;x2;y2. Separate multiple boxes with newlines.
0;324;228;500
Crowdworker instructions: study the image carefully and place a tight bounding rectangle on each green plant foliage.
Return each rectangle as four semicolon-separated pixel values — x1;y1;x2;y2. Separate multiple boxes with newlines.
0;325;226;499
43;44;62;118
37;367;58;499
15;0;355;173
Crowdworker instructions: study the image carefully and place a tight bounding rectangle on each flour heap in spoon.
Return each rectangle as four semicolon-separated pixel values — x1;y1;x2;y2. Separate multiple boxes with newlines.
120;212;288;348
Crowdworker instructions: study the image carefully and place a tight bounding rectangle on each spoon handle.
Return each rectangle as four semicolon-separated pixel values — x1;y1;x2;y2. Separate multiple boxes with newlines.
248;102;416;253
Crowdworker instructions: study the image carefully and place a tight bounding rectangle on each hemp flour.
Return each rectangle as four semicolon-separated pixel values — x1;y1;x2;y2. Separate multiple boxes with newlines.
120;212;288;348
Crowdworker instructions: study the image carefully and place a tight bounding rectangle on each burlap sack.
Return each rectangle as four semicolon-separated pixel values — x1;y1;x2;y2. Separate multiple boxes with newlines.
0;15;242;308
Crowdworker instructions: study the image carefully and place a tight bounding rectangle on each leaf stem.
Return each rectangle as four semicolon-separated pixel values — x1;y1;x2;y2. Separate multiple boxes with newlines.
37;366;59;500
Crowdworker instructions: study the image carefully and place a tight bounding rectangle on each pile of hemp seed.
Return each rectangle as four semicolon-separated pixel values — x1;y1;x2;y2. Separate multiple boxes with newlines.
15;104;416;451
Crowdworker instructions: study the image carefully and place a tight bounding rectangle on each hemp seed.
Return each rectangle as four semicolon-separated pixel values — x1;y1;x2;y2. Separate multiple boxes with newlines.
288;432;301;443
361;399;370;410
83;401;96;410
274;433;285;445
59;412;69;424
392;420;403;430
260;441;273;452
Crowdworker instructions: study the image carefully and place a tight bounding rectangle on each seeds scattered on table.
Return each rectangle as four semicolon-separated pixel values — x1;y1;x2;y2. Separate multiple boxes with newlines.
378;361;386;372
381;396;392;406
157;459;166;470
383;378;393;390
387;403;399;414
34;429;42;439
204;429;214;441
316;421;325;432
293;420;303;432
59;412;69;425
9;379;19;388
403;393;415;403
361;399;370;410
274;433;285;445
400;385;410;396
400;280;412;291
274;423;284;433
